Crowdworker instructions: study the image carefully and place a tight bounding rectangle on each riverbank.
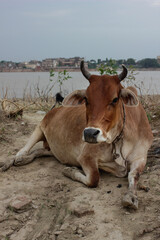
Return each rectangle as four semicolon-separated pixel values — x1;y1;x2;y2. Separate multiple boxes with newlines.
1;68;160;72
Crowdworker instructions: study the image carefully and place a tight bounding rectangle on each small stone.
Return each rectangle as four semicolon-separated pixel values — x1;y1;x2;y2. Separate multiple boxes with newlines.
73;206;94;218
107;190;111;194
78;223;84;229
71;225;77;232
49;235;56;240
36;110;46;115
8;196;32;213
32;204;38;209
125;212;130;215
60;223;70;230
102;217;109;223
77;229;83;235
54;231;62;235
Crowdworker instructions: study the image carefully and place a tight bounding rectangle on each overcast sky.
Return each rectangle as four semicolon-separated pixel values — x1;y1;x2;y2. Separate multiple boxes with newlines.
0;0;160;62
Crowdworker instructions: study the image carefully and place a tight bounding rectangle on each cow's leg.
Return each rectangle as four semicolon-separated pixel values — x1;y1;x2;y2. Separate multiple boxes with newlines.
99;161;127;177
63;156;99;187
14;148;53;166
0;125;47;171
1;149;53;171
14;125;52;166
122;157;146;210
16;125;44;158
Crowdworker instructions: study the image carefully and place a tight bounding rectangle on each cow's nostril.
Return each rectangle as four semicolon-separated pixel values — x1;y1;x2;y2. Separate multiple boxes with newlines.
93;130;100;136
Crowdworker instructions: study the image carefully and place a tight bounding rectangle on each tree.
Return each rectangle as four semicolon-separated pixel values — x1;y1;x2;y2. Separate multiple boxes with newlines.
50;69;72;94
117;59;123;65
137;58;160;68
126;58;136;66
98;59;117;75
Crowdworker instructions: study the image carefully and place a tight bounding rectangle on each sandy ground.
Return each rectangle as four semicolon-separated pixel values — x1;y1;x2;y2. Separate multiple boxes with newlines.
0;108;160;240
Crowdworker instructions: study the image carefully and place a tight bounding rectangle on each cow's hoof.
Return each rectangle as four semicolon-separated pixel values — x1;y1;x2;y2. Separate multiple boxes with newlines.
122;192;138;210
14;155;32;166
0;158;14;171
62;167;79;181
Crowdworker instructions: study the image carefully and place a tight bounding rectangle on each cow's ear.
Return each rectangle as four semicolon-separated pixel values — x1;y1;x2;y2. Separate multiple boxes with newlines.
62;90;86;107
120;89;139;106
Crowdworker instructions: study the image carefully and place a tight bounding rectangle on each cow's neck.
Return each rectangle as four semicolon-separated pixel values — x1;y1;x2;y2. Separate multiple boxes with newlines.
113;101;125;144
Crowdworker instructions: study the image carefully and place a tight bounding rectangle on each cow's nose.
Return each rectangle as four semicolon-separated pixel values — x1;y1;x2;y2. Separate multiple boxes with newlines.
83;128;100;143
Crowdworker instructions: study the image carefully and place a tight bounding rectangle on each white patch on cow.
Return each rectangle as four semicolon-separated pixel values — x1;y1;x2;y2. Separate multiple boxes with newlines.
106;125;120;144
96;128;107;142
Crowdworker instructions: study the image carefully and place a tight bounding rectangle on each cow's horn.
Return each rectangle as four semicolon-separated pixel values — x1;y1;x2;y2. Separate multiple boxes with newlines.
80;61;91;80
118;64;128;81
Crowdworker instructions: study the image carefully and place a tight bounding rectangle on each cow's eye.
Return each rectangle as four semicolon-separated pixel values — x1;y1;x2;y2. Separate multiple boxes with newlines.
112;97;119;104
84;97;88;105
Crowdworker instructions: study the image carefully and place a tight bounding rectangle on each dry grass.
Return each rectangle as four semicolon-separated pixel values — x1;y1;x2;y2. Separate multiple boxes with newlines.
0;97;56;115
139;94;160;126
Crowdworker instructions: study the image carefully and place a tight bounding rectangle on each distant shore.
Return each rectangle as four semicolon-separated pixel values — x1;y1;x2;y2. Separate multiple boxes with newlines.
1;68;160;73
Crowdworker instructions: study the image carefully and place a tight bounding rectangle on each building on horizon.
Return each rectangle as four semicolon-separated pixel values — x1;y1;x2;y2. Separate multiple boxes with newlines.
157;56;160;64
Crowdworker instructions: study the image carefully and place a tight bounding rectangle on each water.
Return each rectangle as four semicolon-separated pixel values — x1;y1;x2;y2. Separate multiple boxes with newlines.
0;71;160;98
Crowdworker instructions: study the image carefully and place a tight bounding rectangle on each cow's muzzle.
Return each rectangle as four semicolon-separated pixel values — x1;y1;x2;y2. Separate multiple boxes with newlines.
83;128;100;143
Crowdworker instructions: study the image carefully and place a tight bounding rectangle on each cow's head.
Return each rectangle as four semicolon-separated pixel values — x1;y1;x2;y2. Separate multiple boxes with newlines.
63;61;138;144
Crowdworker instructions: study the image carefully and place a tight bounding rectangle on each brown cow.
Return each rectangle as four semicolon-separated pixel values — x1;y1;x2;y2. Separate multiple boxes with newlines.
3;61;153;209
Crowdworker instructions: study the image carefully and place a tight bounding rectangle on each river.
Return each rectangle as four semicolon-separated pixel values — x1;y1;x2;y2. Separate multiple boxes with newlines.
0;71;160;98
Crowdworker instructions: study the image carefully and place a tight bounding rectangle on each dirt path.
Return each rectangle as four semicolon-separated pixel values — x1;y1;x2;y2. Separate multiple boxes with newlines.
0;112;160;240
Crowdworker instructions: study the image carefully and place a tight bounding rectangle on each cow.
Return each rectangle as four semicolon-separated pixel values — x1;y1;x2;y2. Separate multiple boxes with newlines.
2;61;153;210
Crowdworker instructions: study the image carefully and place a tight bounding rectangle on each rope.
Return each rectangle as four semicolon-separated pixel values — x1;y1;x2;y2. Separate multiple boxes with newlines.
112;102;128;168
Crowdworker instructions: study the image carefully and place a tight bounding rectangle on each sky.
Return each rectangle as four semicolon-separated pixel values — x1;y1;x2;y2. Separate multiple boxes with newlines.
0;0;160;62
